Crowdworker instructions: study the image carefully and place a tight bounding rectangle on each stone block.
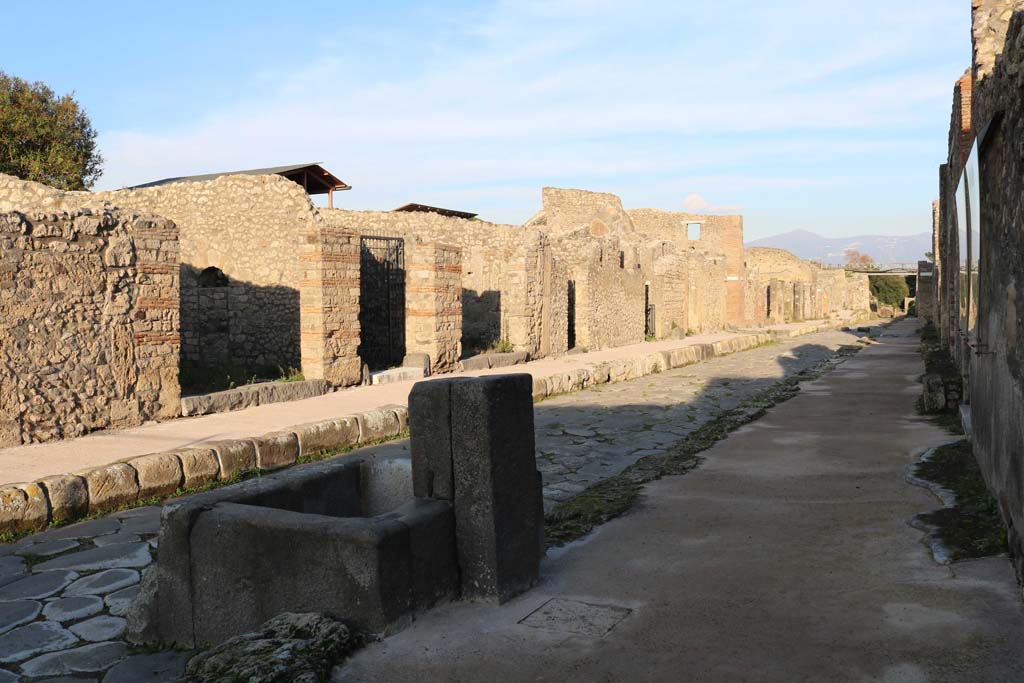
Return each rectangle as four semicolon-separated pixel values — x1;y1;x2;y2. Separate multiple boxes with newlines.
358;409;401;443
256;379;330;406
387;499;458;609
0;485;49;535
83;464;139;513
380;404;408;433
458;355;491;372
253;432;299;471
531;375;548;401
129;454;183;499
175;448;220;489
402;353;432;374
37;475;88;523
293;417;360;457
180;385;260;417
449;374;544;602
409;379;458;501
370;367;426;385
188;503;414;643
207;440;257;480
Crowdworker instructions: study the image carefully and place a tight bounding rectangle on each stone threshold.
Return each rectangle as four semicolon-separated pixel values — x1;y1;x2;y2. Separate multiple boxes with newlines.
0;316;871;539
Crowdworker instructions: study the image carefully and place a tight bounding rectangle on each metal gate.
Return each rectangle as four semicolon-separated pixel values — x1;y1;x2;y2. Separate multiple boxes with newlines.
358;236;406;370
567;280;576;350
644;285;656;338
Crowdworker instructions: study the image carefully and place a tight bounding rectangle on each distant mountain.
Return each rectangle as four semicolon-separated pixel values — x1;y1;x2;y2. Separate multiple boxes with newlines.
746;229;932;265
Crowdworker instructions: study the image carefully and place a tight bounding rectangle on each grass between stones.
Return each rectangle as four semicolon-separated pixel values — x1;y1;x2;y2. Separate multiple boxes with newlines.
544;345;862;548
913;439;1008;561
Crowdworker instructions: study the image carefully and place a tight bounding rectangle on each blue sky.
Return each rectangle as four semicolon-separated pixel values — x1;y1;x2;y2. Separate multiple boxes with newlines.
3;1;969;239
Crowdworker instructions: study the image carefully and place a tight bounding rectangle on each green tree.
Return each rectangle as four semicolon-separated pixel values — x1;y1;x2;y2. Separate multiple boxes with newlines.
870;275;910;307
0;72;103;189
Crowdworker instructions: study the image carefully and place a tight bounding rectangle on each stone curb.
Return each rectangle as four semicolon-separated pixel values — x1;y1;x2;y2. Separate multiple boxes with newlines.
0;318;868;538
0;405;409;538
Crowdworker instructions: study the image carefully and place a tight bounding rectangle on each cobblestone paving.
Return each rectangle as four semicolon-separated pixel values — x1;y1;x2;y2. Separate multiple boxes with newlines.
532;328;864;510
0;327;864;680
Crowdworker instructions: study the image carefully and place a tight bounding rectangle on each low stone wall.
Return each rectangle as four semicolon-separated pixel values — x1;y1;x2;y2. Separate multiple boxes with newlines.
181;379;333;417
0;209;181;448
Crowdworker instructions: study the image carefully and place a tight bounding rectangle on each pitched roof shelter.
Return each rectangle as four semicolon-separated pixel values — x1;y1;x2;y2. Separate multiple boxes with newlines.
129;163;352;207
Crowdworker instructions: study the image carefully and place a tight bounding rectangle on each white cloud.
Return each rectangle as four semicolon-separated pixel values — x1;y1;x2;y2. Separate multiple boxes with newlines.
681;193;743;214
93;0;967;231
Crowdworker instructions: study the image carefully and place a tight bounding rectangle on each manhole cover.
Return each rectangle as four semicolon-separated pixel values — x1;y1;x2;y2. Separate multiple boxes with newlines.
519;598;631;637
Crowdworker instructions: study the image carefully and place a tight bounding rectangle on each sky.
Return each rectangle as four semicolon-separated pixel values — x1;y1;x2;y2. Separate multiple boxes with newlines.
2;1;970;240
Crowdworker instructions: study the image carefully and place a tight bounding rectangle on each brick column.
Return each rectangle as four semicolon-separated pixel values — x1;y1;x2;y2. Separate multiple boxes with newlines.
298;224;362;386
405;240;462;373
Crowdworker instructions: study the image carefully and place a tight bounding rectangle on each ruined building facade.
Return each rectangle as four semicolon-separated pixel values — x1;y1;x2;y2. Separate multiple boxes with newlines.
0;170;871;448
928;0;1024;585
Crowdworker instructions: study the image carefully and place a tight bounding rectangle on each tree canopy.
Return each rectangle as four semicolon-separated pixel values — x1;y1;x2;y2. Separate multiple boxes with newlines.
0;72;103;190
844;249;875;269
870;275;910;307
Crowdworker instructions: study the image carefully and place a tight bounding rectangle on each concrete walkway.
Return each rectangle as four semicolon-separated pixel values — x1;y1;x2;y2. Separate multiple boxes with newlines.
339;319;1024;682
0;320;841;486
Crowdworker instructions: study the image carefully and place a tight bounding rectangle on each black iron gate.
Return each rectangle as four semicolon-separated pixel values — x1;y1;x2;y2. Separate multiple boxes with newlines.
358;236;406;370
644;284;656;338
567;280;576;350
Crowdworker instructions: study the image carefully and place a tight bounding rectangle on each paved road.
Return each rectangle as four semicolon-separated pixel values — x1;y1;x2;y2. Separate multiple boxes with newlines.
340;319;1024;682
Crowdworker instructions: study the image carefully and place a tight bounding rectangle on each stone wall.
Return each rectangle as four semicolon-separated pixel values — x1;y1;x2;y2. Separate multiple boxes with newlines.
641;243;688;338
0;209;180;447
527;187;637;238
687;250;728;333
0;173;363;387
959;2;1024;584
548;227;646;350
405;240;463;372
917;260;936;322
629;208;747;326
320;209;567;359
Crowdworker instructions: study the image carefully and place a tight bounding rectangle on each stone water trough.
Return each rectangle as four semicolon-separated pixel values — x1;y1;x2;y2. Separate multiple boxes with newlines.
141;374;544;649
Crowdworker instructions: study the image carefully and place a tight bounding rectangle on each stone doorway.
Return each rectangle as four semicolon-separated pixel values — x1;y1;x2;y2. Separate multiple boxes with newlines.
358;236;406;370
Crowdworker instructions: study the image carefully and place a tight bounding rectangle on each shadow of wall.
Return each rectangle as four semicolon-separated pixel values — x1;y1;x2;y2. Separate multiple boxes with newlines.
461;289;502;356
180;264;300;390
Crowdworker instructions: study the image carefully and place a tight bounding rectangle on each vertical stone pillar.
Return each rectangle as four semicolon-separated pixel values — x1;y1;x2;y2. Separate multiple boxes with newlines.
298;225;362;386
768;279;785;324
409;374;544;603
405;240;463;373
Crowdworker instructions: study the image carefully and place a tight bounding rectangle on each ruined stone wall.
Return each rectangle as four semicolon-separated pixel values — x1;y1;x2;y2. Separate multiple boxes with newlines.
0;209;180;447
405;240;463;372
527;187;637;238
320;209;567;358
686;250;728;333
640;242;688;338
0;173;362;387
963;2;1024;584
917;260;936;322
629;209;746;326
548;228;645;350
